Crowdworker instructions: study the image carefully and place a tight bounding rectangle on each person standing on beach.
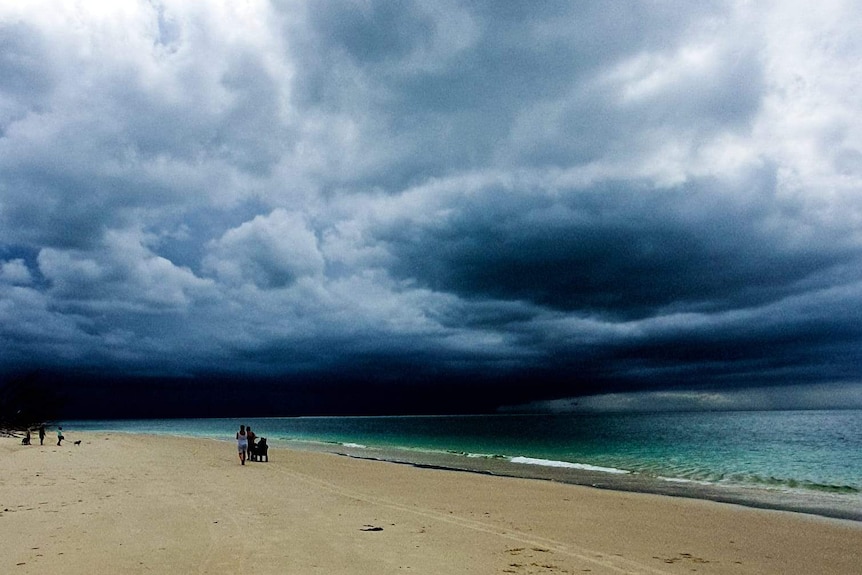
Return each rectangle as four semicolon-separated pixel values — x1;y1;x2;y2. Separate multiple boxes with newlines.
246;426;256;460
39;424;46;445
236;425;248;465
56;426;64;446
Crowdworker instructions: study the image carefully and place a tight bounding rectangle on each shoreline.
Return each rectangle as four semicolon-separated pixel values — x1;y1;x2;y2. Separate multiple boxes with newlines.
52;423;862;523
60;410;862;522
3;432;861;574
281;439;862;523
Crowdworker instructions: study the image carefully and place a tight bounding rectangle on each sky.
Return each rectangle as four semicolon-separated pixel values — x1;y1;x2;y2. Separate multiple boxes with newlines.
2;0;862;416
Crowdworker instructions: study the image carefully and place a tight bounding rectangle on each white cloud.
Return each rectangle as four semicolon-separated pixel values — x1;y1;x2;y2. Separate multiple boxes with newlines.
755;0;862;209
0;259;32;285
38;228;211;310
203;209;324;289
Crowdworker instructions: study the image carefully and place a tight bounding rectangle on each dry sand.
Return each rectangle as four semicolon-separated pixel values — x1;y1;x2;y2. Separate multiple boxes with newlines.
2;432;860;574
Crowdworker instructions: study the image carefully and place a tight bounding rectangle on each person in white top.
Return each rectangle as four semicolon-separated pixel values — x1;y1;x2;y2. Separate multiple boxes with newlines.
236;425;248;465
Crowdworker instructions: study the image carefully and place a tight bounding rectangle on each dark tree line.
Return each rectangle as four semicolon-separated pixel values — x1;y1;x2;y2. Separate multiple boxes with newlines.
0;372;63;432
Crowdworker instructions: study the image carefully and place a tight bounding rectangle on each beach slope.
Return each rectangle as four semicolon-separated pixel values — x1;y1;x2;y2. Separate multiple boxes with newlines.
1;433;859;574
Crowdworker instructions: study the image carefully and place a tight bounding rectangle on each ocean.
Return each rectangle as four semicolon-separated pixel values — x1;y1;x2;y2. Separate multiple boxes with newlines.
64;409;862;521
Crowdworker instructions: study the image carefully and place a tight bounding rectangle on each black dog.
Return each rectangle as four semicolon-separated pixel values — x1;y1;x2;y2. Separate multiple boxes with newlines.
73;440;81;445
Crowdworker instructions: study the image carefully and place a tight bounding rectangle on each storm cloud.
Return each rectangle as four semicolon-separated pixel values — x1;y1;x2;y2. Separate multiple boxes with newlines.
2;1;862;415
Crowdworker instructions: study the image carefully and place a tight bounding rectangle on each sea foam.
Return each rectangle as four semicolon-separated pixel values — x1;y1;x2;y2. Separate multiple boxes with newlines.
509;456;630;474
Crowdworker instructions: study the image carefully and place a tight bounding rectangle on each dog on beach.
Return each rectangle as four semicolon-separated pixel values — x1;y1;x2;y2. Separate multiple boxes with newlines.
73;440;81;445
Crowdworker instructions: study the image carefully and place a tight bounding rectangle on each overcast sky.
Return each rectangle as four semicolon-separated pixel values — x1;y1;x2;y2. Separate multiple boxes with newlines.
2;1;862;414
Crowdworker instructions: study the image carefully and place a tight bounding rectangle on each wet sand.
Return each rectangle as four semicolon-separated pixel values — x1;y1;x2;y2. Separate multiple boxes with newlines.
316;441;862;522
2;433;860;574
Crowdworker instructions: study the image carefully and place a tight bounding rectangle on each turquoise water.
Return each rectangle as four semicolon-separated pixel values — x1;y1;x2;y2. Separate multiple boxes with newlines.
65;410;862;517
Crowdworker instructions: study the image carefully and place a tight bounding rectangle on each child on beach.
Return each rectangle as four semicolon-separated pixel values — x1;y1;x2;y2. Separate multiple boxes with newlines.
57;426;64;446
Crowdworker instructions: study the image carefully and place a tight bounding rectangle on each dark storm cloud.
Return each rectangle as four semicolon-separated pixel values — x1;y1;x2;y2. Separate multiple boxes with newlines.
2;1;862;415
380;168;857;318
287;1;746;185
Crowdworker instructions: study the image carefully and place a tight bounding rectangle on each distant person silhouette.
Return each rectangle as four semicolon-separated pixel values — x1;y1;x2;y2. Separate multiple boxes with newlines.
56;426;64;446
39;424;46;445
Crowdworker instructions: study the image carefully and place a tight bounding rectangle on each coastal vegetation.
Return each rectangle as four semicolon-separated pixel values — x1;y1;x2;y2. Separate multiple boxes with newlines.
0;372;61;433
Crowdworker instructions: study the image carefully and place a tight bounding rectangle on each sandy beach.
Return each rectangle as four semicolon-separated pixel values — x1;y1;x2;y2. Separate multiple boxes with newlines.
2;433;860;574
